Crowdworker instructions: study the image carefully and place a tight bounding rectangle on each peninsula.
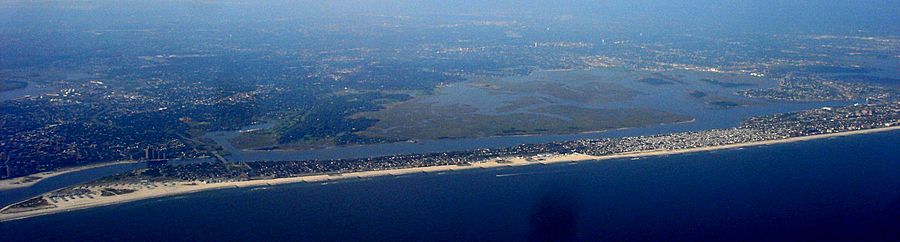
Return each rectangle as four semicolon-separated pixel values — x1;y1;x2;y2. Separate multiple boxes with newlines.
0;160;141;191
1;101;899;222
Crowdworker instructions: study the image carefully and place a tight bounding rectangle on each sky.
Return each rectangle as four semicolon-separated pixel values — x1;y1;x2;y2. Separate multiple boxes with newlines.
1;0;899;35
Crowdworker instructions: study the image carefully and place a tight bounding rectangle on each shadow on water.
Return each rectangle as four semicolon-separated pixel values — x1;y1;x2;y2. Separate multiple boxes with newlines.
529;189;580;242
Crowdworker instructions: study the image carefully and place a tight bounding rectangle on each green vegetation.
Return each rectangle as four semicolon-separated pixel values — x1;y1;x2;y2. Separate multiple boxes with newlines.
699;79;755;88
687;90;750;109
708;101;742;108
491;80;640;104
273;92;410;146
636;77;675;85
689;90;708;98
496;96;546;112
357;101;691;140
229;130;279;150
636;73;684;85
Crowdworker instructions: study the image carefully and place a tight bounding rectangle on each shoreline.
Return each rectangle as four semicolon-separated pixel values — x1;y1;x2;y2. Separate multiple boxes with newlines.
0;160;142;191
2;125;898;222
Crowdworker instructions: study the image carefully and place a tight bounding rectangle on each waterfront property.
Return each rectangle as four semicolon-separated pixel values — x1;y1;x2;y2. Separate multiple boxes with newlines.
2;101;898;221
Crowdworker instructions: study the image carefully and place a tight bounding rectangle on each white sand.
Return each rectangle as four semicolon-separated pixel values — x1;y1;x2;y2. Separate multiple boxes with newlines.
0;160;140;191
2;126;897;222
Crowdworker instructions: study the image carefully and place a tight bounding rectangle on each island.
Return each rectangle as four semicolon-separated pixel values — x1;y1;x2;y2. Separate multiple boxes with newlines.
1;100;898;222
0;160;142;191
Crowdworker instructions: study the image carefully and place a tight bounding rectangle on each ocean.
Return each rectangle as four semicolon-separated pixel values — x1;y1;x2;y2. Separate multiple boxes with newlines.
2;131;899;241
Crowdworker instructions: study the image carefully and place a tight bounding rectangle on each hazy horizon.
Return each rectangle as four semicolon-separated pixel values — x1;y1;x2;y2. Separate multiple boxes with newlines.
2;0;899;35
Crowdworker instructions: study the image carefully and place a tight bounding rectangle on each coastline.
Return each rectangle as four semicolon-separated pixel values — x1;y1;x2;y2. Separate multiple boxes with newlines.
2;125;898;222
0;160;142;191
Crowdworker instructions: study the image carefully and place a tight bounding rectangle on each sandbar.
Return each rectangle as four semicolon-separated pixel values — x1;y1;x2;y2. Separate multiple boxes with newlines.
0;160;141;191
1;126;898;222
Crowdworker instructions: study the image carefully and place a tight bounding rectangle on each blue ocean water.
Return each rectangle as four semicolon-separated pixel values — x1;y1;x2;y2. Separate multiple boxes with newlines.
2;131;899;241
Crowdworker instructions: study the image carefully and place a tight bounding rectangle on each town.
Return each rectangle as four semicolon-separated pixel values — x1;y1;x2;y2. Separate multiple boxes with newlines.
29;100;895;195
3;16;899;180
737;74;897;102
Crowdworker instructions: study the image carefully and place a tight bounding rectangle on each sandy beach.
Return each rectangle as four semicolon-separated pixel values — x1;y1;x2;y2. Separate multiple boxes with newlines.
2;125;898;222
0;160;141;191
